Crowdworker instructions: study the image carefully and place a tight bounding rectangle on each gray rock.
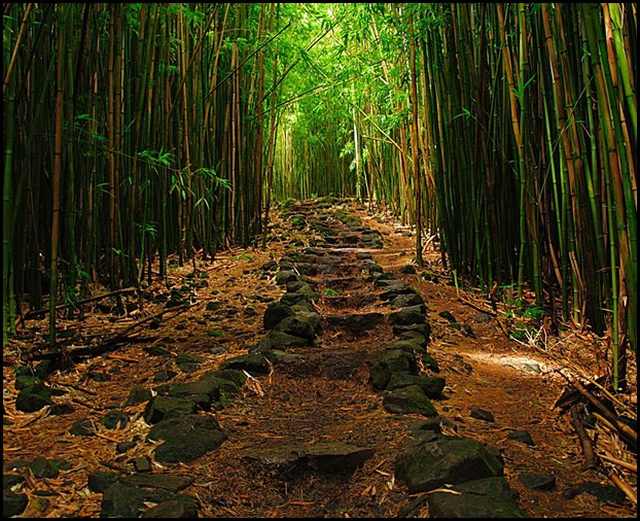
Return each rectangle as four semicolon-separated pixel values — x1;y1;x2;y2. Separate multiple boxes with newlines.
3;489;28;517
327;312;384;335
428;477;526;518
508;430;535;446
390;293;424;308
389;305;426;326
221;354;270;375
69;419;95;436
101;482;146;518
519;472;556;491
369;349;418;390
101;410;129;430
153;427;226;464
132;457;152;472
383;385;438;416
15;384;52;412
422;353;440;373
263;302;293;329
276;270;299;285
470;407;495;423
147;415;220;442
143;397;197;424
304;442;375;474
395;435;504;493
88;471;119;493
387;374;445;398
141;495;199;518
125;385;152;406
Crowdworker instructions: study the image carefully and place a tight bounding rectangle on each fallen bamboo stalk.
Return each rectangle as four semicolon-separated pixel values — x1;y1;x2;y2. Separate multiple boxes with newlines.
569;404;597;469
571;379;637;442
598;452;637;473
21;287;137;321
608;473;637;506
457;296;497;317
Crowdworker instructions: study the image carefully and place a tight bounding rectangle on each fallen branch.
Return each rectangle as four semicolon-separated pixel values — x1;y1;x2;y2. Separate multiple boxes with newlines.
598;452;637;473
571;378;637;442
608;473;637;506
569;404;597;469
21;287;137;321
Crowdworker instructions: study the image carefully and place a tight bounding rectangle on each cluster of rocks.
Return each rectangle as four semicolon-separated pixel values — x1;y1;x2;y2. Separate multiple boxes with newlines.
253;254;323;354
82;363;251;516
363;271;443;417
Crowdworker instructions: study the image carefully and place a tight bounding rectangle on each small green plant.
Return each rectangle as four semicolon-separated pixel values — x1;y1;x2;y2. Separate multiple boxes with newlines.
323;288;339;297
207;329;224;337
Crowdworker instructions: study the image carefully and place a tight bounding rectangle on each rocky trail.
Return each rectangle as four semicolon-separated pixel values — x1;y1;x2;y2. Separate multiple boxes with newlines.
3;199;634;518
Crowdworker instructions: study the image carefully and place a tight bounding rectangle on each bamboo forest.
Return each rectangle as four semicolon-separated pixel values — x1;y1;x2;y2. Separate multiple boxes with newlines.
2;3;637;518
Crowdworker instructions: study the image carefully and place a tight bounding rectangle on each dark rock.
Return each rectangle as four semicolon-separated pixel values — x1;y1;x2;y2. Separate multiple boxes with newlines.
400;264;417;274
50;403;74;416
474;312;493;323
383;385;437;416
410;416;457;435
326;312;384;335
369;349;417;390
389;305;426;326
470;407;495;423
3;490;28;517
377;280;416;300
141;495;199;518
264;302;293;329
519;472;556;491
428;477;525;518
69;419;95;436
209;369;246;388
390;293;424;308
147;415;221;442
3;474;25;489
15;384;52;412
116;440;137;454
422;353;440;373
29;457;59;479
387;374;445;398
101;410;129;430
126;385;152;406
120;473;193;492
257;329;310;351
273;315;318;342
132;457;152;473
101;482;146;518
34;360;55;379
153;427;226;464
395;435;504;493
459;323;476;338
221;354;270;375
508;430;535;446
261;260;278;272
439;310;457;323
144;345;171;357
304;442;374;475
143;396;197;424
275;270;298;285
88;471;119;493
175;353;202;373
153;370;177;383
15;374;40;390
563;481;626;504
88;370;110;382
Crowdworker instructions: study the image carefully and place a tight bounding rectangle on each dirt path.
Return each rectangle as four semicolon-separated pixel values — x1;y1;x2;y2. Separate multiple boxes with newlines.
3;199;634;518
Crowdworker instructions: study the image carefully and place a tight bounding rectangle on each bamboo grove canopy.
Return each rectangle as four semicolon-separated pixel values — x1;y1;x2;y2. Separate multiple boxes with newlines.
2;3;637;389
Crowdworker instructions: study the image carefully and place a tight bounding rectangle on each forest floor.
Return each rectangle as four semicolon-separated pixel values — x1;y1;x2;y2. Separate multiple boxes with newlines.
3;199;636;518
